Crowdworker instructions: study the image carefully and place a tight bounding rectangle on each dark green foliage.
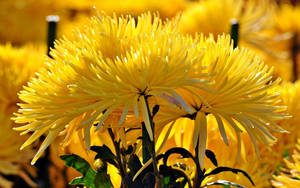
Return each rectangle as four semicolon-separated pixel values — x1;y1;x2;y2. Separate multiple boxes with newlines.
91;145;118;167
205;150;218;167
204;167;254;186
142;122;152;164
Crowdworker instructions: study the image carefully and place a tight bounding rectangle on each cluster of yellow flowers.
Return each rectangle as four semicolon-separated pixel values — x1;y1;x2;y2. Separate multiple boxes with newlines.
0;44;45;187
1;0;300;187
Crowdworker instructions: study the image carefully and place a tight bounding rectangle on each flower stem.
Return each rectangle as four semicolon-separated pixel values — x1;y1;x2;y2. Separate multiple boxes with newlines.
230;19;239;49
108;128;129;188
46;15;59;58
143;96;162;187
193;140;204;188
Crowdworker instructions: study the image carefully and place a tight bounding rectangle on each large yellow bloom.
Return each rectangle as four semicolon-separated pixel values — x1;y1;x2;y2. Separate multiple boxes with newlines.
272;139;300;188
155;34;289;168
13;13;209;164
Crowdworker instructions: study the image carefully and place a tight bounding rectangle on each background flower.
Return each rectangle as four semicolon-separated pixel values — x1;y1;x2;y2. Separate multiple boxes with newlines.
155;34;289;168
272;139;300;188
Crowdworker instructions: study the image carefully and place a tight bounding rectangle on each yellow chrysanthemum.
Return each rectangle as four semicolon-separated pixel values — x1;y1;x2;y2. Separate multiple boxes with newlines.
179;0;274;44
276;81;300;148
0;106;36;188
0;44;45;187
259;81;300;169
179;0;293;68
155;34;289;168
179;0;294;82
272;139;300;188
276;3;300;34
271;3;300;81
13;13;209;164
0;44;45;106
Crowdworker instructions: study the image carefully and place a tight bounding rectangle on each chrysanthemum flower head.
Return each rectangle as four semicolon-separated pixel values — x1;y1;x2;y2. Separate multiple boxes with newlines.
155;34;289;168
276;3;300;35
178;0;279;55
13;13;210;164
0;44;45;106
272;139;300;188
272;3;300;81
259;81;300;168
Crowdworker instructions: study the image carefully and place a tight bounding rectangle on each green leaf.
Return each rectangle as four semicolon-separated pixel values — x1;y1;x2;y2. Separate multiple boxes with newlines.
60;154;113;188
60;154;92;175
69;171;112;188
163;176;170;185
283;149;290;159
